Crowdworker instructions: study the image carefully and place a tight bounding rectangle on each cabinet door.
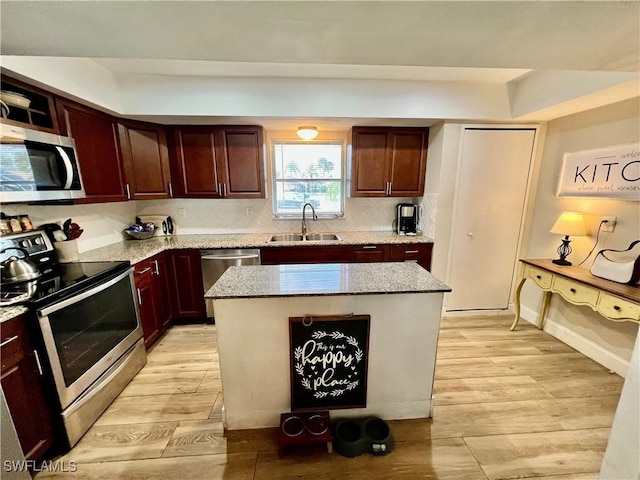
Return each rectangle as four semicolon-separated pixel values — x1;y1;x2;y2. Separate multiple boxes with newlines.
56;99;128;203
389;243;432;270
350;128;390;197
170;250;206;319
388;129;427;196
350;245;389;262
170;127;223;198
119;121;172;200
260;246;354;265
0;74;59;133
134;261;160;348
1;314;55;461
215;126;265;198
151;252;174;330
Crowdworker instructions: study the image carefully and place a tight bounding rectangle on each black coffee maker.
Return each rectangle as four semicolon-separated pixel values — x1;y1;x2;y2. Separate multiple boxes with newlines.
396;203;419;235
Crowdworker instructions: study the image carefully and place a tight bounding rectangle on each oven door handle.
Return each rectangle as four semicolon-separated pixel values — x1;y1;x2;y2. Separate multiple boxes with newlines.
38;267;133;317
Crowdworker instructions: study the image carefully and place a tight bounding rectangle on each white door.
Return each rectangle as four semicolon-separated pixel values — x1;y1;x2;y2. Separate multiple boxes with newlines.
446;128;536;311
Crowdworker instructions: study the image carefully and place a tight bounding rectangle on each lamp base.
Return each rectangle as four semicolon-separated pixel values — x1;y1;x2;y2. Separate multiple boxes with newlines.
552;258;572;266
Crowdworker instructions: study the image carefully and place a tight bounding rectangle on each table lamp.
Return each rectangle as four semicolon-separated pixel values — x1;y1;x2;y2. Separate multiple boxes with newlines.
550;211;587;266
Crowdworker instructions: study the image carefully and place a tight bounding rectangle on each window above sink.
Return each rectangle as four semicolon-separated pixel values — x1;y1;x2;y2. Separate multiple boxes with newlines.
271;138;345;219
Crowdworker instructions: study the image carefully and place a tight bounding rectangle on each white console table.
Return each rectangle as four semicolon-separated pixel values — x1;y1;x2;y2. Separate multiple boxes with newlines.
511;259;640;331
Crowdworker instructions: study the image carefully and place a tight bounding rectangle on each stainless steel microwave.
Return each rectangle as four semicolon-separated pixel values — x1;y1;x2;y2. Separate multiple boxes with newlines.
0;124;85;203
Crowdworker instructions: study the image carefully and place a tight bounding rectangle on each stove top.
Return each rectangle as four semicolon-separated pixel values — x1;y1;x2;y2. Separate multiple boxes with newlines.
1;230;132;308
2;261;132;308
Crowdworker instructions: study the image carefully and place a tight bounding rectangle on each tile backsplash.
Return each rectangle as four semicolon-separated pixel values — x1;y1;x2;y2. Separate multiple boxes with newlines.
3;196;436;252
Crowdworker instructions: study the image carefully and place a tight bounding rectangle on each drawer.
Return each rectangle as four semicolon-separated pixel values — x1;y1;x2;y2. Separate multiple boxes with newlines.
1;314;29;372
553;276;599;306
526;266;552;289
597;293;640;321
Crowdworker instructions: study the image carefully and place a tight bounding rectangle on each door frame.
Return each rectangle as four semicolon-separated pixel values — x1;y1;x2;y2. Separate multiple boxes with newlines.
444;123;544;313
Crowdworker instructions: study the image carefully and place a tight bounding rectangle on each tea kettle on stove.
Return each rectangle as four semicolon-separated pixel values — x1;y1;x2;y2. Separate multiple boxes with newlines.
0;247;42;284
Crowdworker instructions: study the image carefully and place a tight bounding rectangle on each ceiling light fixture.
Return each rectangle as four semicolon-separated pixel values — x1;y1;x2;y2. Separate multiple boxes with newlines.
297;126;318;140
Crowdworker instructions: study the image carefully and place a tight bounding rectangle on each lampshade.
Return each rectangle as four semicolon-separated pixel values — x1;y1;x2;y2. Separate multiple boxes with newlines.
297;126;318;140
550;212;587;236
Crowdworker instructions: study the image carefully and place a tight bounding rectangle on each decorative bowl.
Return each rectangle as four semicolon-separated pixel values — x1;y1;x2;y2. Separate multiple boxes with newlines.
124;229;156;240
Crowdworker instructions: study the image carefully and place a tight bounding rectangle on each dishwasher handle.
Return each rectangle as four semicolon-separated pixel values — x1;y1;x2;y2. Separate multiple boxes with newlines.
201;254;260;261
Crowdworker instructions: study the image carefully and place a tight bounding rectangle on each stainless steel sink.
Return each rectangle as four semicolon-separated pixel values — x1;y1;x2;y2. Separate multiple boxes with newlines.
267;233;305;242
266;233;342;242
304;233;342;241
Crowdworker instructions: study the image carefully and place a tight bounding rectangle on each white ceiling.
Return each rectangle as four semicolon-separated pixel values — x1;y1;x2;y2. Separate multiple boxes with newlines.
1;1;639;127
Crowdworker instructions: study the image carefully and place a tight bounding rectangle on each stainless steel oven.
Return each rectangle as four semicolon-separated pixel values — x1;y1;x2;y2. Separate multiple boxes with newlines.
1;230;146;448
35;266;146;447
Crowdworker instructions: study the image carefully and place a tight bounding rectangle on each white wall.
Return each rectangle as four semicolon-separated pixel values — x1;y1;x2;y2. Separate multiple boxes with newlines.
520;97;640;374
600;332;640;479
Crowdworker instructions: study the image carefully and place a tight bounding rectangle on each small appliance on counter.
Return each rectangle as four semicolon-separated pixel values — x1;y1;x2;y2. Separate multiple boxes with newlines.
136;215;175;237
396;203;420;235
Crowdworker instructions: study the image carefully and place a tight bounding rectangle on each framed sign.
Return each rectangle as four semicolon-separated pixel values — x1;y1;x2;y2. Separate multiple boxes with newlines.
556;143;640;200
289;314;370;411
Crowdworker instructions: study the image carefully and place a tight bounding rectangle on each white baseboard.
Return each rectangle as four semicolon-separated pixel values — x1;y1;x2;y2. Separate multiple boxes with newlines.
520;305;630;377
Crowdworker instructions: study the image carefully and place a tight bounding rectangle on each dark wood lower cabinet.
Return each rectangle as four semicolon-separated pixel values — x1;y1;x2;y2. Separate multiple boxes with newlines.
261;243;432;270
170;250;206;320
133;259;161;349
134;250;205;349
1;314;55;461
151;252;173;330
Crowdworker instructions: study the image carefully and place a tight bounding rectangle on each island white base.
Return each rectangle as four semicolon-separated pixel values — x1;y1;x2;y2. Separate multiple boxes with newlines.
214;292;444;430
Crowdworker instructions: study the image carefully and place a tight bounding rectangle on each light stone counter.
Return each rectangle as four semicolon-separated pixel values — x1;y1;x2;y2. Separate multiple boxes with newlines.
78;231;434;265
0;305;28;323
206;262;450;299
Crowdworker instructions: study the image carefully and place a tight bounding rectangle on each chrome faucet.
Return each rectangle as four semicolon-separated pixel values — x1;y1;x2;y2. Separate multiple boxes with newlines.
301;202;317;235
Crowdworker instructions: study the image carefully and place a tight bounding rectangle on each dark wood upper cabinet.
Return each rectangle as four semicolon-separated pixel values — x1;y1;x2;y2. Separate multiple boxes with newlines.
118;121;172;200
56;99;128;203
170;127;223;198
170;125;265;199
350;127;428;197
215;126;265;198
1;74;59;133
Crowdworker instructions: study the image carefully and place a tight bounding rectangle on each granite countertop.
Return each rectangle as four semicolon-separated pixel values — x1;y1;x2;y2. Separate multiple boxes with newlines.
79;231;434;265
206;262;451;299
1;231;434;323
0;305;28;323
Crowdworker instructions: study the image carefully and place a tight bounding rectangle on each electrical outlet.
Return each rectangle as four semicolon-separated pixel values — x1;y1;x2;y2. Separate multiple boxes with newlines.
245;207;253;218
178;208;186;219
602;216;616;232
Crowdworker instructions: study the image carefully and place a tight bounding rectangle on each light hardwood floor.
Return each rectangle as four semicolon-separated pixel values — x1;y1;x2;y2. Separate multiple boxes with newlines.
35;315;624;480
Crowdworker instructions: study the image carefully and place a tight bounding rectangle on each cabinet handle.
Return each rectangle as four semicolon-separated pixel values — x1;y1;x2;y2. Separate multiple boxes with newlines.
613;305;621;311
218;182;223;196
152;260;160;275
0;335;18;348
362;246;377;250
136;288;143;305
168;182;174;197
536;275;542;280
33;349;43;375
137;267;151;275
125;183;131;200
388;181;392;195
223;183;227;197
405;250;419;254
570;288;576;293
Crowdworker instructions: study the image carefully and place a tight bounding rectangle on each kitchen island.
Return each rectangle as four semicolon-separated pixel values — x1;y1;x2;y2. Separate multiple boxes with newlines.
206;262;450;430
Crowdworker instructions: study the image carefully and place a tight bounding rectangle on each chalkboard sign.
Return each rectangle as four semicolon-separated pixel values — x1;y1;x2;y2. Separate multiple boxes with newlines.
289;314;370;411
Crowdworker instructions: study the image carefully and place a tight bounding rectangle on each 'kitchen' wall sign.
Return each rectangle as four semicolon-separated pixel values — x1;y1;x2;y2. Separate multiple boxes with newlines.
289;314;370;411
556;142;640;200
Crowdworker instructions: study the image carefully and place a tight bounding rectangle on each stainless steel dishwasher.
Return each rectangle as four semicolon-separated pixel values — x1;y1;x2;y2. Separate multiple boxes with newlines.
200;249;261;318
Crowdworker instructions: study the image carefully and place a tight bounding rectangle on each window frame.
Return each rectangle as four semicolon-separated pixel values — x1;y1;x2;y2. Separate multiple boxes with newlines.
269;133;347;219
